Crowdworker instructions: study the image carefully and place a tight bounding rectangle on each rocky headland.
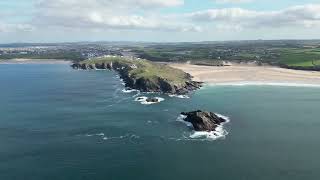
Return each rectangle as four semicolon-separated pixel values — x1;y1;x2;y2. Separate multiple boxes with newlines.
71;57;202;95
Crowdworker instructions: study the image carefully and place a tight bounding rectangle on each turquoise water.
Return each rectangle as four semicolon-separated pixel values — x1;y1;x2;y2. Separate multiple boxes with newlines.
1;64;320;180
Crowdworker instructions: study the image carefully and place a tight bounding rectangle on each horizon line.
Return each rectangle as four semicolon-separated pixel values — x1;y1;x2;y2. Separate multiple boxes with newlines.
1;38;320;45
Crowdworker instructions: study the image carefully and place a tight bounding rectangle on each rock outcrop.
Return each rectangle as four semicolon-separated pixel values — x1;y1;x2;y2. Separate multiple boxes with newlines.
181;110;226;131
71;60;202;95
146;97;159;103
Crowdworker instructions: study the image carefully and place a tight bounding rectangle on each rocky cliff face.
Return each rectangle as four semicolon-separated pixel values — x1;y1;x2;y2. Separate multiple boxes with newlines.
71;62;202;95
181;110;226;131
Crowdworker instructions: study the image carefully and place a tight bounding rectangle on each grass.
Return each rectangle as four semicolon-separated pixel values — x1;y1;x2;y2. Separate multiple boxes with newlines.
237;53;259;59
279;48;320;67
81;57;189;84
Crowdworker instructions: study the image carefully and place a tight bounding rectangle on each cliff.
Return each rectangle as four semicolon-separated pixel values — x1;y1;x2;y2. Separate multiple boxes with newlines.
71;57;202;95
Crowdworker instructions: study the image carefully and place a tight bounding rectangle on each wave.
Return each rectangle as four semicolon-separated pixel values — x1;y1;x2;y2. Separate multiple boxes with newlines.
215;113;231;124
134;96;165;105
85;132;105;137
176;114;193;127
169;94;190;99
103;134;140;143
176;113;230;141
208;81;320;88
83;133;140;142
189;126;228;140
122;88;139;93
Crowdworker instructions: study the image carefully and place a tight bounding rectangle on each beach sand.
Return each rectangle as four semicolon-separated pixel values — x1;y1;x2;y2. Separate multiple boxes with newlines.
169;63;320;85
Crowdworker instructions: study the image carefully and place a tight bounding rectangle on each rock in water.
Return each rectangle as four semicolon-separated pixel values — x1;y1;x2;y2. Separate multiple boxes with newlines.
181;110;226;131
146;97;159;103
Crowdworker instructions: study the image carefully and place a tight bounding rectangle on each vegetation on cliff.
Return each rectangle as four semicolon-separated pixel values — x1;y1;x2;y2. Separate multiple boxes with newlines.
72;57;202;94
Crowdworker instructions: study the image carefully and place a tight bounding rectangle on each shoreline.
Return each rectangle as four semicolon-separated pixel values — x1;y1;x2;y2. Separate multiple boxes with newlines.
169;63;320;86
0;59;72;64
204;82;320;88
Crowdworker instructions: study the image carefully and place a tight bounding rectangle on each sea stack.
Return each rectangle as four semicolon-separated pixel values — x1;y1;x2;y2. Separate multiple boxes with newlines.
181;110;226;131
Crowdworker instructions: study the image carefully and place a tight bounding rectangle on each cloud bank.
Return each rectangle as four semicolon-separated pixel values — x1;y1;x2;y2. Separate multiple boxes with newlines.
1;1;320;41
188;4;320;30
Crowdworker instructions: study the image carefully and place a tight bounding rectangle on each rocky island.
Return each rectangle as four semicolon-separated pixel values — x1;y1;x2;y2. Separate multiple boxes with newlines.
71;57;202;95
181;110;227;132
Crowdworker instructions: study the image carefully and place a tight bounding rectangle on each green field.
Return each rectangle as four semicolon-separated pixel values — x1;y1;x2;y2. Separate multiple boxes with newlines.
134;43;320;69
278;48;320;67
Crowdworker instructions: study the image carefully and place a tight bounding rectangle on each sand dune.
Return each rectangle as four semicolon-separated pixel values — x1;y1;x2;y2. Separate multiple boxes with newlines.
169;63;320;85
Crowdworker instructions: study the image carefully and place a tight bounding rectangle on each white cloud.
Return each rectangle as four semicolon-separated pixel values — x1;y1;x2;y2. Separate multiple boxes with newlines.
213;0;253;4
31;0;200;32
2;0;320;42
0;22;34;33
188;4;320;30
37;0;184;10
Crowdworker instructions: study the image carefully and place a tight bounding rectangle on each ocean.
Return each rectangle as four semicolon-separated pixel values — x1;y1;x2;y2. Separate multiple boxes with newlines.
1;63;320;180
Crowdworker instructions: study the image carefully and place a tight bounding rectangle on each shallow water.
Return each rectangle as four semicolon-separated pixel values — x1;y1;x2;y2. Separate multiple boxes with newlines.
1;64;320;180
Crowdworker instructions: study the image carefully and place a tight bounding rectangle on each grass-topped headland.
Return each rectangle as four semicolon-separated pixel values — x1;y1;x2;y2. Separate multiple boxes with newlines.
72;56;202;94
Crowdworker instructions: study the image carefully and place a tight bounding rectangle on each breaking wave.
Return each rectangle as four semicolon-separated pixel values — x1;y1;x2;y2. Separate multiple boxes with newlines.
122;88;139;93
83;132;140;142
134;96;165;105
169;94;190;99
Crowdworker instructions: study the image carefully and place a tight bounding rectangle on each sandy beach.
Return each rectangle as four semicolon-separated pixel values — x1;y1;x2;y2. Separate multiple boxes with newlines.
169;63;320;86
0;59;71;64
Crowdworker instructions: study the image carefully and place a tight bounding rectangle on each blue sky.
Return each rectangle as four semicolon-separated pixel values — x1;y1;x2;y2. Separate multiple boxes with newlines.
1;0;320;43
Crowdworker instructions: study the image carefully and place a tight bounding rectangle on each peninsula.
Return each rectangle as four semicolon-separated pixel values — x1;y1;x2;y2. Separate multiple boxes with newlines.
71;57;202;95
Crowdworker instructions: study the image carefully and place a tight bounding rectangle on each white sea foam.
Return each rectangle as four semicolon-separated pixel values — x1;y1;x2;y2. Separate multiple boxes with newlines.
189;126;228;140
134;96;148;101
84;133;140;141
134;96;165;105
95;133;105;136
169;94;190;99
85;132;104;137
215;113;231;124
102;134;140;141
176;114;193;127
176;113;230;141
132;92;141;98
122;88;139;93
209;81;320;88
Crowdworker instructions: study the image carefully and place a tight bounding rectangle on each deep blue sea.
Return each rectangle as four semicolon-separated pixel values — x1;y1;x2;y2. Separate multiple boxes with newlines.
1;63;320;180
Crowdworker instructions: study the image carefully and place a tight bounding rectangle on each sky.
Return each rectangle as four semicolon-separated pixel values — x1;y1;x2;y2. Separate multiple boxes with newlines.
1;0;320;43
